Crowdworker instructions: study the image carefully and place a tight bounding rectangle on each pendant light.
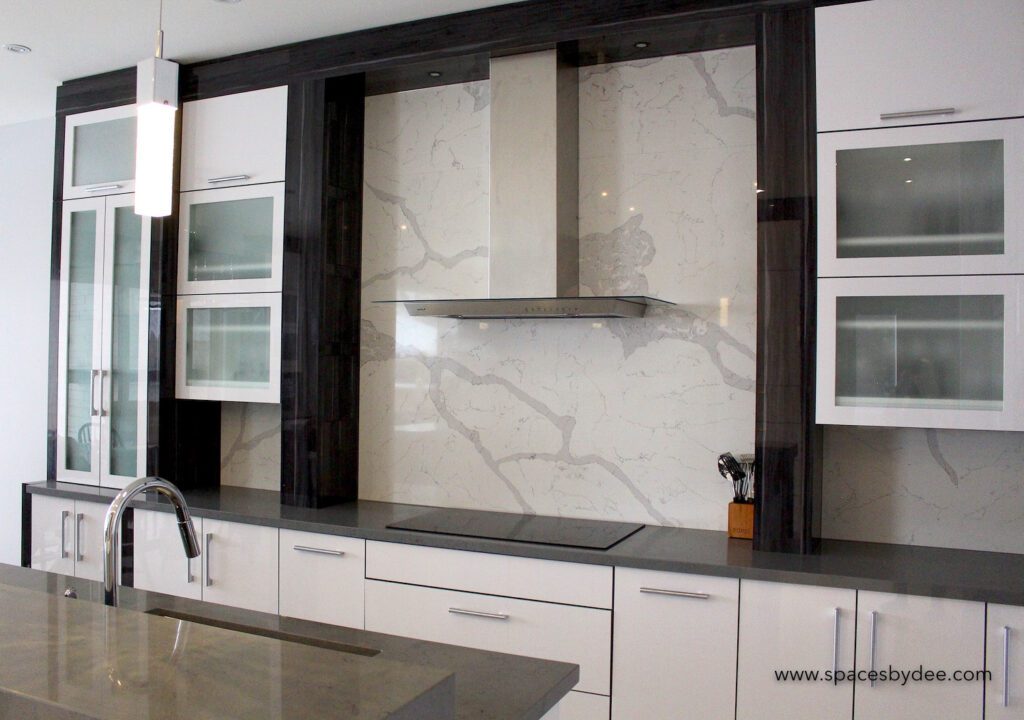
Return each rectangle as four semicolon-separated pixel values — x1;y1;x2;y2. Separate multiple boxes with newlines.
134;0;178;217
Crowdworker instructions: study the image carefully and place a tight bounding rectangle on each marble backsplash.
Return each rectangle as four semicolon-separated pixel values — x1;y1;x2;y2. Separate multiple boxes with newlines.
822;426;1024;554
220;402;281;492
358;48;758;528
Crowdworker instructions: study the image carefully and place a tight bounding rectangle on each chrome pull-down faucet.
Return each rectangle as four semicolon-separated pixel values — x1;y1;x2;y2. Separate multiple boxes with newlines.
103;477;200;607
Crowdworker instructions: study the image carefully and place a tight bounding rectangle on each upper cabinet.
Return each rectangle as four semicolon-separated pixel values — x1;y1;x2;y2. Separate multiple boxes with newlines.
63;105;137;199
818;118;1024;277
180;86;288;192
815;0;1024;132
57;196;150;487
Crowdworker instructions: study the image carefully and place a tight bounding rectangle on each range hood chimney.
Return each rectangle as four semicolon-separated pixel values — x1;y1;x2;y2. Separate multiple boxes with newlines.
379;50;674;319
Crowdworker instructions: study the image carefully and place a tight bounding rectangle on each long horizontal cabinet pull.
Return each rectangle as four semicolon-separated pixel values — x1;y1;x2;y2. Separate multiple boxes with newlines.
85;184;122;192
879;107;956;121
448;607;510;621
207;174;251;184
293;545;346;556
640;587;710;600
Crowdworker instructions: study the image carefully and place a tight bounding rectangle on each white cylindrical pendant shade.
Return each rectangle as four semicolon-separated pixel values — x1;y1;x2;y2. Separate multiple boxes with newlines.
135;103;176;217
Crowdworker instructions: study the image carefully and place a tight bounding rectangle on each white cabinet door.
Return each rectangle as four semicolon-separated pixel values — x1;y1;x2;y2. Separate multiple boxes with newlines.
180;86;288;192
611;568;738;720
817;276;1024;431
71;500;108;582
201;519;278;614
855;591;984;720
177;183;285;295
176;292;281;404
815;0;1024;132
30;495;76;575
63;105;136;199
279;529;364;628
366;579;612;696
133;509;203;600
735;580;856;720
987;604;1024;718
818;119;1024;278
555;691;609;720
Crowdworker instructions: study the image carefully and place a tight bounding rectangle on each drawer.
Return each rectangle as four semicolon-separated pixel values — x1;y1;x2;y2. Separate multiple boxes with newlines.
365;579;612;695
279;529;364;628
366;540;612;608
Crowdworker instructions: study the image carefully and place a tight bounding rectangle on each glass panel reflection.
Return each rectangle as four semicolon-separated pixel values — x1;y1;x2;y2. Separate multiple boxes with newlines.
65;211;97;471
836;139;1004;259
187;198;274;282
186;307;271;388
108;207;142;478
835;295;1004;410
72;117;136;187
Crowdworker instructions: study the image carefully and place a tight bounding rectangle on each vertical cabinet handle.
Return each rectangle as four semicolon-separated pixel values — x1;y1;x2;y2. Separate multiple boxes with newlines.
869;610;878;687
204;533;213;587
75;513;85;562
832;608;840;676
99;369;109;417
186;557;194;584
60;510;70;559
90;370;101;417
1005;626;1012;708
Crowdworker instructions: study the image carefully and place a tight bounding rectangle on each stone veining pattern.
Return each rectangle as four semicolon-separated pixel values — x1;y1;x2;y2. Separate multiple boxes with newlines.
220;403;281;492
822;426;1024;554
359;50;757;529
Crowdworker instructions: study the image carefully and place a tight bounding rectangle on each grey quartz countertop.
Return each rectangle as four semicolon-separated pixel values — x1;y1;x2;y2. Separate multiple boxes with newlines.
26;481;1024;606
0;563;577;720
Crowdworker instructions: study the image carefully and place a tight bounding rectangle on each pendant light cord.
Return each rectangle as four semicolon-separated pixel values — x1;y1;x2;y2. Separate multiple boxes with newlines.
154;0;164;59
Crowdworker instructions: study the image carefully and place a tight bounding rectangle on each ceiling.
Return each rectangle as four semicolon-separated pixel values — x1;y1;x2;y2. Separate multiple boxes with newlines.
0;0;523;127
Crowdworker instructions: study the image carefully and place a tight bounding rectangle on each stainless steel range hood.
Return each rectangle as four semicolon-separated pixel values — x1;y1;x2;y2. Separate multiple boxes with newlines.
376;50;675;319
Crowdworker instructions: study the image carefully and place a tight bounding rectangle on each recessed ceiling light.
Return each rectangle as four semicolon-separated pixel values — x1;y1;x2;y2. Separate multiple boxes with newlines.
3;44;32;54
428;71;443;78
634;41;650;49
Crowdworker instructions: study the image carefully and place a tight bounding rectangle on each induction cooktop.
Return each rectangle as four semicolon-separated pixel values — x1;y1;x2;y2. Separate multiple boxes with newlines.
387;508;644;550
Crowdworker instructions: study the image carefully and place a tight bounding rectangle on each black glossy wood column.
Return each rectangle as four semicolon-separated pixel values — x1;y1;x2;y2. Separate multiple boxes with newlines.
281;76;364;507
752;5;821;553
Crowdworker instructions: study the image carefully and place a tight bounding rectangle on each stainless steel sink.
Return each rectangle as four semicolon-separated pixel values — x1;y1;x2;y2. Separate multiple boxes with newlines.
145;608;380;656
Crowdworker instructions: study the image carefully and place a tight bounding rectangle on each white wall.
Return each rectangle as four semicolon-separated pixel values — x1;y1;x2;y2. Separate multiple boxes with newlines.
0;117;55;564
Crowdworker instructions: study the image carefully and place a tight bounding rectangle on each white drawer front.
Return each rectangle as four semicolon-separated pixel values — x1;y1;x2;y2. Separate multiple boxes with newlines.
366;540;612;608
279;529;364;628
365;579;611;695
557;691;610;720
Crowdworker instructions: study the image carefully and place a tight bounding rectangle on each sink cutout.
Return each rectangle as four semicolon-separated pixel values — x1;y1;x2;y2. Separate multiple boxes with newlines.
146;608;380;657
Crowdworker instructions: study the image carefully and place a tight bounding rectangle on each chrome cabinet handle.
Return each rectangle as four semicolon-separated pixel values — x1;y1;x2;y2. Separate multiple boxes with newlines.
90;369;101;417
640;587;710;600
832;608;840;676
186;557;194;584
293;545;345;557
1005;626;1012;708
207;175;250;184
869;611;878;687
85;184;122;193
99;369;108;417
60;510;70;559
448;607;509;621
75;513;85;562
879;107;956;121
204;533;213;587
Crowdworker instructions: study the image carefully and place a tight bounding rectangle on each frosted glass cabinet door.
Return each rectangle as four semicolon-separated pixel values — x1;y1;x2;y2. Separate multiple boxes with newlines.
56;199;105;483
98;196;150;488
818;119;1024;277
177;183;284;295
176;293;281;403
63;105;137;199
817;276;1024;431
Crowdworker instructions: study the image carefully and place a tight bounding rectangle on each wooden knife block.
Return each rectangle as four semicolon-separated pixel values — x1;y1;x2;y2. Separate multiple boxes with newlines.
728;502;754;540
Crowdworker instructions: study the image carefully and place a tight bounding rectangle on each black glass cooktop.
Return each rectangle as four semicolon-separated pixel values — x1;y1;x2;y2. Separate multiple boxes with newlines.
387;508;644;550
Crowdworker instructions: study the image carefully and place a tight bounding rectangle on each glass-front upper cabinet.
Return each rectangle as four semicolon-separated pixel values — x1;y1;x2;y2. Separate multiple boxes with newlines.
818;119;1024;277
57;196;150;487
817;276;1024;431
177;183;284;295
63;105;137;199
176;293;281;403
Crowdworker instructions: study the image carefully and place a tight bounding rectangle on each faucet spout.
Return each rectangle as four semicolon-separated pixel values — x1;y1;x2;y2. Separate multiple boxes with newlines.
103;477;199;607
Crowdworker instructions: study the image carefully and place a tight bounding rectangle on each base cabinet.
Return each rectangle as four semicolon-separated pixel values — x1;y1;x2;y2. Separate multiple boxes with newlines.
854;591;985;720
735;580;856;720
611;568;738;719
987;604;1024;718
30;496;107;581
134;508;203;600
543;691;609;720
200;519;278;614
278;529;364;628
